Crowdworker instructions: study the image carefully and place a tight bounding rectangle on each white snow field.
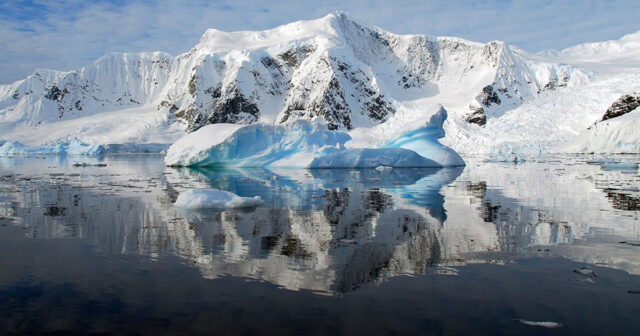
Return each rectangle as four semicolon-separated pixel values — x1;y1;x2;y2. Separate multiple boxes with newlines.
1;12;639;161
174;189;264;209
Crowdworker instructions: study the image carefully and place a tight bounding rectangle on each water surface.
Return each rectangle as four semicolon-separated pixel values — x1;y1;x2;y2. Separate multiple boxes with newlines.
1;155;639;334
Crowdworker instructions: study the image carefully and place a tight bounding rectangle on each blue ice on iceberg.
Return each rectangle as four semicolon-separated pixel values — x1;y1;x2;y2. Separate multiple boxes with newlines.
165;117;465;168
382;109;465;167
165;119;350;167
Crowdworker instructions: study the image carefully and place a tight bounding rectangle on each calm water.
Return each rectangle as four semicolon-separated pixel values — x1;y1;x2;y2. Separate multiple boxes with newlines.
1;155;639;335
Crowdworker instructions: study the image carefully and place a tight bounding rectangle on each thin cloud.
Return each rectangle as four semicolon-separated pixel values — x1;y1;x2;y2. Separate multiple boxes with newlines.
1;0;639;84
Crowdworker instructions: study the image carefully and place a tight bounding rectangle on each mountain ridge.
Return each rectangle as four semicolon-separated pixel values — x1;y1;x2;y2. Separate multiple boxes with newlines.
1;12;638;154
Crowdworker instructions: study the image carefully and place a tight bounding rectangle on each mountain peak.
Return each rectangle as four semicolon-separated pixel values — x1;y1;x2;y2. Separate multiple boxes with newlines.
192;12;388;55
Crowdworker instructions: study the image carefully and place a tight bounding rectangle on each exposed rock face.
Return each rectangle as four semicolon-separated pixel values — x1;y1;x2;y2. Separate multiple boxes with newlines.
479;85;501;107
465;106;487;126
601;91;640;121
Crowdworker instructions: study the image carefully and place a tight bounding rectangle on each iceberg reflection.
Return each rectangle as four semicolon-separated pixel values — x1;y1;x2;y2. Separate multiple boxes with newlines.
1;156;640;293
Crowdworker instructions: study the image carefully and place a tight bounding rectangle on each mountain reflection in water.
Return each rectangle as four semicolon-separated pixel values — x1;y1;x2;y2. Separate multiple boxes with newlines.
1;156;639;294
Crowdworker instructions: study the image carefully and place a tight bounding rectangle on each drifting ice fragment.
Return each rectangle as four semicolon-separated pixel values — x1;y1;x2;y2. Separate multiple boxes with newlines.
174;189;264;209
513;319;562;328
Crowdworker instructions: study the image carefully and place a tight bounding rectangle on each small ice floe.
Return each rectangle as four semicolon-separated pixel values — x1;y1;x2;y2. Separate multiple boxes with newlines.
174;189;264;209
375;165;393;172
575;277;597;284
573;266;598;277
72;162;107;167
513;319;562;328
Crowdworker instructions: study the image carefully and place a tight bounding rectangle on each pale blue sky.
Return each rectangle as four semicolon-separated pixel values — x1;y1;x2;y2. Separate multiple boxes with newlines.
1;0;639;84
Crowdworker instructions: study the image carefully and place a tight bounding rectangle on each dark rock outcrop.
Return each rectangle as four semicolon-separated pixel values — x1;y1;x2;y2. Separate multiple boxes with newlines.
601;92;640;121
465;106;487;126
479;85;501;107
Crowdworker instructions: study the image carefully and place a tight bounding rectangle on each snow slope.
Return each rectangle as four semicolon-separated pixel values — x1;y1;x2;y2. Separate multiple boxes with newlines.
0;12;639;155
560;105;640;153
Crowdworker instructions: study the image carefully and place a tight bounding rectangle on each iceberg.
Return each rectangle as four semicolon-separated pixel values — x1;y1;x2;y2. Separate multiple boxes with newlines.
174;189;264;209
165;108;465;168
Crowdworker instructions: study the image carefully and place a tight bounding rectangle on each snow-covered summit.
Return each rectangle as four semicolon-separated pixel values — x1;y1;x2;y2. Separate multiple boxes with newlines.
0;12;638;155
541;30;640;64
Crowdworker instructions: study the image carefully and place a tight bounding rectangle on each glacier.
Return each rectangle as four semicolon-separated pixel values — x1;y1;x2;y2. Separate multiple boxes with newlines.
0;139;104;157
560;107;640;154
558;88;640;154
0;139;168;157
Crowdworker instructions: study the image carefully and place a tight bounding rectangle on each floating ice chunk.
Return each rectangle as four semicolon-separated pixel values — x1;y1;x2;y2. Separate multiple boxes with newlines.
513;319;562;328
309;148;441;168
174;189;264;209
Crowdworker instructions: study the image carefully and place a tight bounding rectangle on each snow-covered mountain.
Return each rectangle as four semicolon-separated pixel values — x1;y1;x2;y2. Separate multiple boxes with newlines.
560;87;640;153
0;12;638;154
